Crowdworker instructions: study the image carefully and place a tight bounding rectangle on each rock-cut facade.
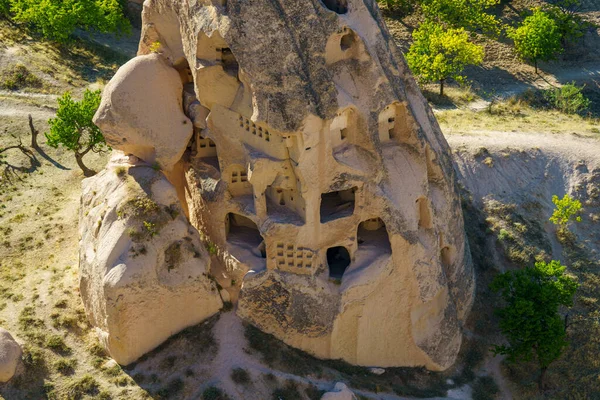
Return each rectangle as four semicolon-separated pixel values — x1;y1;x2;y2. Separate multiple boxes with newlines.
81;0;476;369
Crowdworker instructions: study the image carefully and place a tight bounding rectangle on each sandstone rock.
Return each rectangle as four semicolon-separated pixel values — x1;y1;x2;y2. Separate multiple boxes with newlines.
90;0;475;370
79;153;222;365
0;328;21;383
93;54;193;172
369;367;385;375
321;383;356;400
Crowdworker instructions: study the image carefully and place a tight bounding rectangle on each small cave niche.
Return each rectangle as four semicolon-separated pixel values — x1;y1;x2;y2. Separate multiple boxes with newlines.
217;47;239;77
320;187;356;223
321;0;348;14
357;217;391;252
330;109;357;149
356;218;392;263
327;246;351;279
195;132;220;171
425;145;445;183
441;245;456;272
340;31;355;52
225;213;266;258
265;185;306;224
228;164;252;197
417;197;433;229
378;103;416;145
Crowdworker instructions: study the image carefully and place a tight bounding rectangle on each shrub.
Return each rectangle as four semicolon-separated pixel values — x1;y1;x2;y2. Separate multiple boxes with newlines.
0;65;43;90
157;378;184;397
472;376;499;400
272;380;302;400
550;194;582;231
544;83;591;114
231;367;250;385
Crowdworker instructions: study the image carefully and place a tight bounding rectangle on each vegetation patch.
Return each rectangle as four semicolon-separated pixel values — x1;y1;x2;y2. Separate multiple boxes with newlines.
0;64;43;91
231;367;250;385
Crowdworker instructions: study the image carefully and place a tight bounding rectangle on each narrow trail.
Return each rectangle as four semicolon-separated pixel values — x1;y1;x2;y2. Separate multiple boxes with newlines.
205;312;473;400
435;63;600;111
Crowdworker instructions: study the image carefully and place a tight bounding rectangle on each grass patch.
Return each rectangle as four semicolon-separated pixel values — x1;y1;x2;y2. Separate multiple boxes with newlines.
54;358;77;375
157;378;184;398
272;380;302;400
45;334;71;354
0;64;43;91
64;374;99;400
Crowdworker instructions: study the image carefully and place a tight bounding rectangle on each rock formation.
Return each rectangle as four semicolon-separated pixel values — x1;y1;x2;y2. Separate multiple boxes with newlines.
84;0;475;369
79;153;222;365
321;383;357;400
0;328;21;383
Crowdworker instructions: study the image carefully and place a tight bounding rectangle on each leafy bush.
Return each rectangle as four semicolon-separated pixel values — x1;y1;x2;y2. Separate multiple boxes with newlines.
406;21;484;95
5;0;130;42
550;193;582;232
544;83;591;114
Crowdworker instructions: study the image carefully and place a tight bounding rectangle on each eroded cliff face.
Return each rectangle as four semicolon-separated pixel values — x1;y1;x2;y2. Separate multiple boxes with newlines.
86;0;475;369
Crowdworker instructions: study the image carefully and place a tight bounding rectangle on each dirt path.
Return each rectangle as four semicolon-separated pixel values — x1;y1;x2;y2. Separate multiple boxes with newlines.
439;63;600;111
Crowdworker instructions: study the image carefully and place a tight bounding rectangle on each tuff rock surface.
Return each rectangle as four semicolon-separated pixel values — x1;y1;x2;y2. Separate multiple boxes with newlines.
79;153;222;365
321;382;357;400
0;328;21;383
85;0;475;370
93;53;193;172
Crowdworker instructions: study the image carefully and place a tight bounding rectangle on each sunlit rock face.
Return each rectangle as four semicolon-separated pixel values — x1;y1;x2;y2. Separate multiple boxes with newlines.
91;0;475;370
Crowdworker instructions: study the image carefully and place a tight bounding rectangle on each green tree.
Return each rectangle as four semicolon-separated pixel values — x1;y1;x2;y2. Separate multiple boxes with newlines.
550;194;582;232
406;21;484;96
544;0;591;45
6;0;130;42
46;89;106;176
509;8;563;74
420;0;501;35
491;260;578;390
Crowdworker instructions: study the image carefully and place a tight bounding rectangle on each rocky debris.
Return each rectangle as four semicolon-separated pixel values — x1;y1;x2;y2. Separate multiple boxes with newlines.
0;328;21;383
79;153;222;365
321;383;356;400
93;54;193;172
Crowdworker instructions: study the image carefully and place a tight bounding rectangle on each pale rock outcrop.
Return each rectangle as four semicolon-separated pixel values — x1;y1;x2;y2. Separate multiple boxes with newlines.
87;0;475;370
93;54;193;171
321;383;356;400
79;153;222;365
0;328;21;383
